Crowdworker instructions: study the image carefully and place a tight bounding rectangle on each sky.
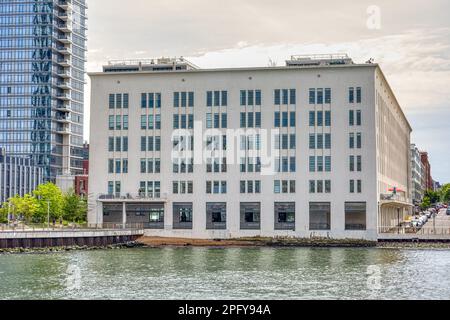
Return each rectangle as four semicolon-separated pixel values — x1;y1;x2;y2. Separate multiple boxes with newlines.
85;0;450;183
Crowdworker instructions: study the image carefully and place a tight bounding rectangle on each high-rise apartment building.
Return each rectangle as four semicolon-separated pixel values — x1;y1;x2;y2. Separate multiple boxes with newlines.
88;55;412;241
0;0;87;181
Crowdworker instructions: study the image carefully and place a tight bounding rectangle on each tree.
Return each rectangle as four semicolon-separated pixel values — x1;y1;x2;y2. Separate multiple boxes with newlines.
420;196;431;210
440;184;450;203
424;190;440;204
63;189;87;223
0;203;8;223
8;194;38;222
32;182;64;223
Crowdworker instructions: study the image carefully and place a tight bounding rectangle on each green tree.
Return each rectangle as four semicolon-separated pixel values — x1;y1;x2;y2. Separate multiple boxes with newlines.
32;182;64;223
420;196;431;210
8;194;38;222
63;189;87;223
424;190;440;204
0;203;8;223
440;184;450;203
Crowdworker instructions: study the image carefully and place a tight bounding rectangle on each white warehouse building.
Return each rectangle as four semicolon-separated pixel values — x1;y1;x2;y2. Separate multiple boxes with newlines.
88;55;412;241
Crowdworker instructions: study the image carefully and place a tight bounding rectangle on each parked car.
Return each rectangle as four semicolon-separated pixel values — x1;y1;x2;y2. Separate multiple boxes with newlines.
411;217;423;228
446;208;450;215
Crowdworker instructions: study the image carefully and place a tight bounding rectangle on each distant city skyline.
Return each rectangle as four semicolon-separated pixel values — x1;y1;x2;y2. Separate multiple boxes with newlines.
85;0;450;182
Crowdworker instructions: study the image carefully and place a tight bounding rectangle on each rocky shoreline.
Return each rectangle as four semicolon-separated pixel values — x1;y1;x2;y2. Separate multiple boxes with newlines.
2;237;450;254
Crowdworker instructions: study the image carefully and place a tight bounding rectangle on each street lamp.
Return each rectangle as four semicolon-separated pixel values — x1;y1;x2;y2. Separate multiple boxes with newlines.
47;200;50;230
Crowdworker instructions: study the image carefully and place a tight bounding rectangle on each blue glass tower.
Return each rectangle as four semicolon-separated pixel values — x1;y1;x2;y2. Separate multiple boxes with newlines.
0;0;87;181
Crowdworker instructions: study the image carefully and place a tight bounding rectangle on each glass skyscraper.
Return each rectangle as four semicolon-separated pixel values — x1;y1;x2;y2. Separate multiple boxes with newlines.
0;0;87;181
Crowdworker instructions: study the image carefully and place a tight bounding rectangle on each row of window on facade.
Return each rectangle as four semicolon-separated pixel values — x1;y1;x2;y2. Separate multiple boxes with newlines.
107;179;362;196
103;201;367;231
108;109;362;131
109;87;363;109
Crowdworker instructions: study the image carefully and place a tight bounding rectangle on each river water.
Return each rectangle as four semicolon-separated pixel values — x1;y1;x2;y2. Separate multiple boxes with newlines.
1;247;449;300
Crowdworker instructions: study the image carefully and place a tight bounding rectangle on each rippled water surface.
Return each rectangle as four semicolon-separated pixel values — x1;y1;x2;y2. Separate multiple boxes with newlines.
1;247;450;299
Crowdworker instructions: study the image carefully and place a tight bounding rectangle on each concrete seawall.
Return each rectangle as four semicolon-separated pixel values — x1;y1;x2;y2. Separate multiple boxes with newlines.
0;229;144;249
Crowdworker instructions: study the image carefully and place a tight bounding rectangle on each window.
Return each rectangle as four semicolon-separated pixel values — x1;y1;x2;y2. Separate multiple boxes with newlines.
142;115;147;129
188;92;194;107
309;111;315;126
240;113;246;128
317;180;323;193
345;202;366;230
115;159;121;174
357;180;362;193
181;92;187;107
309;180;315;193
240;181;246;194
317;156;323;172
155;93;161;108
206;113;212;128
290;157;296;172
115;115;122;130
356;87;362;103
247;90;254;105
255;90;261;106
140;159;146;173
122;159;128;173
325;180;331;193
282;112;288;127
317;89;323;104
247;112;254;127
290;89;296;105
240;90;246;106
309;89;315;104
108;181;114;195
309;202;331;230
109;94;115;109
349;110;355;126
317;111;323;126
123;94;129;108
325;156;331;172
108;159;114;173
108;137;114;152
173;114;179;129
317;134;323;149
350;155;355;172
349;87;355;103
324;88;331;104
290;111;296;127
357;156;362;172
148;115;154;129
240;203;261;230
255;112;261;128
325;134;331;149
116;94;122;109
290;134;296;149
173;203;193;229
325;111;331;126
207;91;213;107
356;110;362;126
141;93;147;108
309;156;315;172
282;89;289;105
141;136;146;151
207;203;227;229
173;92;179;107
357;133;362;148
155;115;161;129
349;133;355;149
222;91;228;106
275;203;295;230
274;89;281;105
148;93;155;108
123;116;128;130
115;137;121;152
309;134;315;149
350;180;355;193
274;112;280;127
123;137;128;152
108;115;114;130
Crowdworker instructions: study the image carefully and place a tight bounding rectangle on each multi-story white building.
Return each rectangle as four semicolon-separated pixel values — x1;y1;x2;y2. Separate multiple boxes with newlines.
88;55;412;241
410;144;423;205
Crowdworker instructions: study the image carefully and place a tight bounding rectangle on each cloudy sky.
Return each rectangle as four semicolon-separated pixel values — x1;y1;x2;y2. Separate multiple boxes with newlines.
85;0;450;182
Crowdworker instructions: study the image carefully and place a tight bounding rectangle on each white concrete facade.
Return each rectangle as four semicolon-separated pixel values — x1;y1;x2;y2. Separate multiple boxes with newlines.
88;57;412;241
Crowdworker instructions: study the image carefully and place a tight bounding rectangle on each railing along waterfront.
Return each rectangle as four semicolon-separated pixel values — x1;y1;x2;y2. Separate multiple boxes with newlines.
0;223;144;233
378;226;450;236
